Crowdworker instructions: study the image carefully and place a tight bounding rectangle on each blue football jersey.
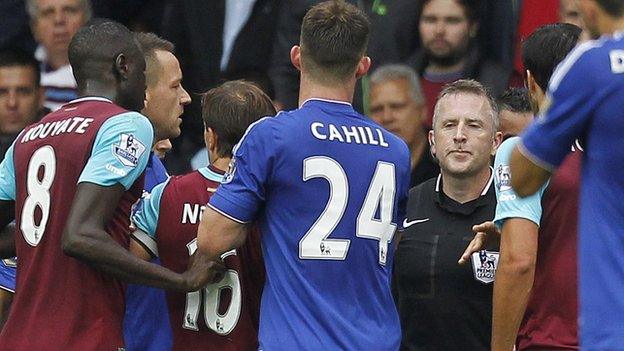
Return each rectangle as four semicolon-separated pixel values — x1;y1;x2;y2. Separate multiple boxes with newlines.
209;99;410;350
521;33;624;348
124;153;172;351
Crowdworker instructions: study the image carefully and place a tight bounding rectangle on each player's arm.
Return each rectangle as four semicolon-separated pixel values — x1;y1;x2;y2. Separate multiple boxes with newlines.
197;207;248;261
510;146;550;197
62;182;215;291
62;112;215;291
458;221;500;264
0;141;17;258
491;218;538;351
0;288;12;330
129;239;153;261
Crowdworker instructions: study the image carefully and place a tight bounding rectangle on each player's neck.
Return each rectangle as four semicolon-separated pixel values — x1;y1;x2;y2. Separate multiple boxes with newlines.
298;75;355;106
78;80;117;102
210;156;231;173
441;166;491;204
605;17;624;35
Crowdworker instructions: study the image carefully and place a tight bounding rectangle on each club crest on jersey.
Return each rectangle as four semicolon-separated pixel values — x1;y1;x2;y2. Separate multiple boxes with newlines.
495;164;512;192
223;157;237;184
471;250;499;284
113;133;146;167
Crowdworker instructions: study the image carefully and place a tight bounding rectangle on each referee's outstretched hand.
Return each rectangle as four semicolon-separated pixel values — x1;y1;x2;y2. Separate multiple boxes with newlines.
458;221;501;265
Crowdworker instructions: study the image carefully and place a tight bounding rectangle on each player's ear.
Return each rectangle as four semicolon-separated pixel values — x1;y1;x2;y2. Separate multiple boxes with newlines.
114;53;130;81
355;56;371;79
290;45;302;71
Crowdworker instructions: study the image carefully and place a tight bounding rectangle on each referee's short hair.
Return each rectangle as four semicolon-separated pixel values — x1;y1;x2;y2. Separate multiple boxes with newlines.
432;79;499;134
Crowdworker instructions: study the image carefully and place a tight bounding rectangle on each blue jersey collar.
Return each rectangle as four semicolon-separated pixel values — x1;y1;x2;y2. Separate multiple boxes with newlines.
198;165;225;183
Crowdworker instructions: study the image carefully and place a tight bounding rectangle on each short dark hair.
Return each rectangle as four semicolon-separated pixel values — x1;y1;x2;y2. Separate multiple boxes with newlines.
134;32;175;87
300;1;370;83
0;50;40;87
497;88;531;113
418;0;479;23
202;80;276;158
522;23;581;92
68;19;142;90
596;0;624;16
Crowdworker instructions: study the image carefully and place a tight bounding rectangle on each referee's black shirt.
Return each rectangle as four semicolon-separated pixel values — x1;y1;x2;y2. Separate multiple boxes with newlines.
393;172;498;351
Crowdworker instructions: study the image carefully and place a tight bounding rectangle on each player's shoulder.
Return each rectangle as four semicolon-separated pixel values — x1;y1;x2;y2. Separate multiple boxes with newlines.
550;36;621;91
496;137;520;160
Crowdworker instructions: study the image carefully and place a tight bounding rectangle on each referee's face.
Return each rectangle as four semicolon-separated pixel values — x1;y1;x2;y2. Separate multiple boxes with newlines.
430;93;498;177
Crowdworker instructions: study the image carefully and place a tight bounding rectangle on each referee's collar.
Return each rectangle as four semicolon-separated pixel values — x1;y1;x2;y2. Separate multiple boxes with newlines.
434;167;494;215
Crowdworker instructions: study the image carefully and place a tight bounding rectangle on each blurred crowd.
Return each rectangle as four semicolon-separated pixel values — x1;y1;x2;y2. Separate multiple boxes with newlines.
0;0;583;173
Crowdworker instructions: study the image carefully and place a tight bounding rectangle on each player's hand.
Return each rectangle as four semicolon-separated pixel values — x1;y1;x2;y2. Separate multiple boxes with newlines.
181;252;226;291
458;221;500;265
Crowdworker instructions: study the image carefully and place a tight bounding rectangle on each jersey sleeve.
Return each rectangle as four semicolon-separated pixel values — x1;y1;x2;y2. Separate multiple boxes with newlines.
494;137;547;228
0;140;16;201
520;42;604;170
208;117;273;223
78;111;154;190
131;179;168;257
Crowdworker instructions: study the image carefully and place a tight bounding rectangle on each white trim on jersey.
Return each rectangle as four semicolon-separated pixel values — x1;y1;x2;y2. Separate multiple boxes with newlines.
481;167;495;195
549;39;605;92
231;116;272;156
131;229;160;258
300;98;353;108
207;203;250;224
65;96;113;105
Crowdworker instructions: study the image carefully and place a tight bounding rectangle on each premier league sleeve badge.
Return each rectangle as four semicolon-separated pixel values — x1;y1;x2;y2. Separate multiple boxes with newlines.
471;250;499;284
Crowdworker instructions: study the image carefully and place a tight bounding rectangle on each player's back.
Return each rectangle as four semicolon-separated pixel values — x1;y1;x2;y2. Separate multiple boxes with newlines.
0;97;145;350
552;36;624;347
134;166;264;350
254;99;410;350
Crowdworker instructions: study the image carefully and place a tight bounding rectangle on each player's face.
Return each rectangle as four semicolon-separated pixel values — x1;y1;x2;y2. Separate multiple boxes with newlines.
32;0;88;61
152;138;172;158
419;0;472;65
499;109;533;141
143;50;190;141
430;93;498;177
370;78;424;147
0;66;42;134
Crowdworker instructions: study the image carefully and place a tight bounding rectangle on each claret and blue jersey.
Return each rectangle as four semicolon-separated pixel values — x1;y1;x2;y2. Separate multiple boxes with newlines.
520;33;624;349
209;99;411;350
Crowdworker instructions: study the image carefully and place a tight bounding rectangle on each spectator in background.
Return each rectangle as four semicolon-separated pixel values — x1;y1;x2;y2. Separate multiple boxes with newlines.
28;0;91;111
161;0;281;173
0;1;37;53
0;50;44;159
394;79;502;350
369;64;439;187
408;0;509;129
559;0;583;27
0;49;43;331
269;0;421;113
496;88;533;140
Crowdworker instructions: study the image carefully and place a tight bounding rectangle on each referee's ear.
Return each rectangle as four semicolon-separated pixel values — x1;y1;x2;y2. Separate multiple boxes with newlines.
428;130;436;159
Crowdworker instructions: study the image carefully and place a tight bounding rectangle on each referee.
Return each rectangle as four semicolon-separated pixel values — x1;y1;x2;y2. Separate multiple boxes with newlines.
394;80;501;350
